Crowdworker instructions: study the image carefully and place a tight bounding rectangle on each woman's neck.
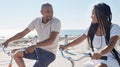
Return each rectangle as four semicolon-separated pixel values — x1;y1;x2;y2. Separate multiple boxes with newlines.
96;26;105;36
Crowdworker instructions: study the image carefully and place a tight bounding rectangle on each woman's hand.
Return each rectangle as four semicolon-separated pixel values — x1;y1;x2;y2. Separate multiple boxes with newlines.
92;53;102;59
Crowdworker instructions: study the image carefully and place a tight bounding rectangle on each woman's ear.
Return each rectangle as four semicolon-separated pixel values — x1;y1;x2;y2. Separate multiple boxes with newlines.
40;10;43;15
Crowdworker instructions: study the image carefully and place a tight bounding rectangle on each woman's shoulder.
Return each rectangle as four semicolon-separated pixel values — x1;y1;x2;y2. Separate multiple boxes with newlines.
110;23;120;37
111;23;120;30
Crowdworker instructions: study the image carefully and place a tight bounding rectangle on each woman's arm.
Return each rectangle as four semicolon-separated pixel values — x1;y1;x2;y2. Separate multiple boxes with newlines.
92;35;119;59
100;35;119;55
63;34;87;50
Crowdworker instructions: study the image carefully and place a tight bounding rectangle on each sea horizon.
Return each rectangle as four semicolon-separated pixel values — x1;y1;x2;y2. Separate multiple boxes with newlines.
0;29;85;39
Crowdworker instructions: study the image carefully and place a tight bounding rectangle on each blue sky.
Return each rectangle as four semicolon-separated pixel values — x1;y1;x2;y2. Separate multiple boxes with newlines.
0;0;120;30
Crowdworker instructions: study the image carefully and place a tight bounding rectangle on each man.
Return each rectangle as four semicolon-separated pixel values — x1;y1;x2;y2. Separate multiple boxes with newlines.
2;3;61;67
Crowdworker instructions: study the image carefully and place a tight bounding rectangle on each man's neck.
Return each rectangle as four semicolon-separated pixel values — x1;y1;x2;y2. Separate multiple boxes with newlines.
42;18;50;24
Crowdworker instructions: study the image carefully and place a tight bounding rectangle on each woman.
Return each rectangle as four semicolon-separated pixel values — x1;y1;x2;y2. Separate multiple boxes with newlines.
60;3;120;67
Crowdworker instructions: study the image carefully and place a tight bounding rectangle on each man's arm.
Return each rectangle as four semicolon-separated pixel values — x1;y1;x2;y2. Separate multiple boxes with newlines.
2;28;31;47
35;31;59;48
7;28;31;42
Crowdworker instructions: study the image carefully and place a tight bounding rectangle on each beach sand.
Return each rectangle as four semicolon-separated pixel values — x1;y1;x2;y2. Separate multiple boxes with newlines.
0;37;119;67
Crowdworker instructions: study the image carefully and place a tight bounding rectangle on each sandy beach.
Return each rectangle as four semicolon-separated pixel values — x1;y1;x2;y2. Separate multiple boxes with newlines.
0;36;120;67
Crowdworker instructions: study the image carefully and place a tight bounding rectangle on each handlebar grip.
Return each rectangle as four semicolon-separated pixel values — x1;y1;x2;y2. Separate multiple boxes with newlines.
89;53;107;60
100;56;107;60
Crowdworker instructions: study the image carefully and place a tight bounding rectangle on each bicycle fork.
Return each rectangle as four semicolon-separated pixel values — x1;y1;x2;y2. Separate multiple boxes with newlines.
70;60;75;67
8;56;13;67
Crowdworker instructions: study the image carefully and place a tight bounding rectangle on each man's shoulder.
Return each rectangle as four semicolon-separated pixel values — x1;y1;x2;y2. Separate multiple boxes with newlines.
32;17;42;24
52;17;59;19
35;17;41;21
52;17;61;23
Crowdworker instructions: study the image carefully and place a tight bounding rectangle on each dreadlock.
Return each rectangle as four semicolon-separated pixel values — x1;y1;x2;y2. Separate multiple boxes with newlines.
88;3;112;51
94;3;112;43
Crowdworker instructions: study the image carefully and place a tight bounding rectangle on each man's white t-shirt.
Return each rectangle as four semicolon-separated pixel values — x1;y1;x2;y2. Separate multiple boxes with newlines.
84;24;120;57
27;17;61;55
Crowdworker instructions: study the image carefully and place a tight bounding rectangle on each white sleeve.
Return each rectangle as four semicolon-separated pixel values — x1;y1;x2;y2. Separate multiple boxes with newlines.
83;28;89;36
27;18;37;31
51;19;61;33
110;24;120;38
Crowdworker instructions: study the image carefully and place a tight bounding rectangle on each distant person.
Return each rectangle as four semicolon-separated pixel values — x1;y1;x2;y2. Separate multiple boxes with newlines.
64;35;68;45
2;3;61;67
60;3;120;67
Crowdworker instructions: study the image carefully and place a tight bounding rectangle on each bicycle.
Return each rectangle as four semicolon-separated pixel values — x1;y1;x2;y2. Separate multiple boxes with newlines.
59;48;107;67
1;46;25;67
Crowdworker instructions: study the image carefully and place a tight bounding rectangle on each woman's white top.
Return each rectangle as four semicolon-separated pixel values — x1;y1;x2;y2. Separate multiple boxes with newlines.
84;24;120;58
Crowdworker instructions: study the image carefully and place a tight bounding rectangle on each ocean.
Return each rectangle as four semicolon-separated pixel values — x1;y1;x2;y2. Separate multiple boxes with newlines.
0;29;85;38
60;30;85;37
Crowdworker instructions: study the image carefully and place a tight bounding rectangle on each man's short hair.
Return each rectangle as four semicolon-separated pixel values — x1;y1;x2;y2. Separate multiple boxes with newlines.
41;3;53;10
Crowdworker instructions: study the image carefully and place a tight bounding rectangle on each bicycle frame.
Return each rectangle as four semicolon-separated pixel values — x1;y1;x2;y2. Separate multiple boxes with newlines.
59;48;107;67
59;48;91;67
2;46;25;67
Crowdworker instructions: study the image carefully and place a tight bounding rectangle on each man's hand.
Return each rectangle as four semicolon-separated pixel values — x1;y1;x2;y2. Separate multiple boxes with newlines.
25;45;36;53
2;41;9;48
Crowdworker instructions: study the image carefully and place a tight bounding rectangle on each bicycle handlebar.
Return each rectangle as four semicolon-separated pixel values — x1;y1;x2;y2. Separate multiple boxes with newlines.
59;48;107;61
59;48;91;61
